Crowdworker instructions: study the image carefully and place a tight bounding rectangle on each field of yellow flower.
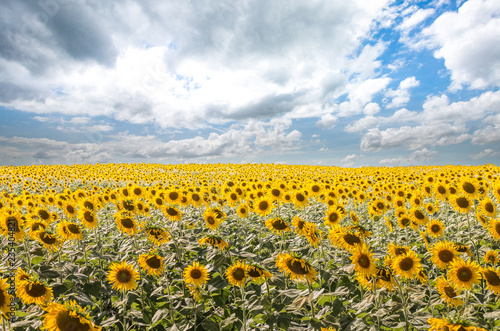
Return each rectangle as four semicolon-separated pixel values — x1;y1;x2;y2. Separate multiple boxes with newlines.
1;163;500;330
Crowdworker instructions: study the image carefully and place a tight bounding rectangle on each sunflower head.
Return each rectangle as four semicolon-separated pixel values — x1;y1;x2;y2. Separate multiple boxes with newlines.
350;243;377;277
226;261;248;287
138;253;165;276
42;300;101;331
265;217;290;235
435;276;463;307
481;266;500;295
447;258;480;290
247;265;273;284
431;241;458;269
391;250;421;279
17;279;53;306
276;253;317;283
184;261;210;287
198;235;229;250
107;261;139;292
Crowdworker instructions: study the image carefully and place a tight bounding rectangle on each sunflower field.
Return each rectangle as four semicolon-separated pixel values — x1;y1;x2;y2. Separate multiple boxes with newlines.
1;163;500;331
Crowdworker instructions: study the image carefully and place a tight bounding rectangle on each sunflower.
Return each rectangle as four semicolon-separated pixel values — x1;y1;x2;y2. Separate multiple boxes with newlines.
481;266;500;295
410;207;428;225
387;242;409;258
431;241;458;269
236;204;249;218
292;216;307;236
180;261;209;289
484;250;499;264
247;265;273;284
163;206;183;221
449;194;473;214
458;178;480;198
276;252;317;283
253;196;273;216
144;226;169;245
447;258;480;290
15;268;31;285
324;206;345;227
488;218;500;241
107;261;139;292
350;243;377;277
26;218;48;238
189;192;203;207
17;279;53;306
33;230;62;252
203;209;222;231
138;253;165;276
0;278;13;320
329;226;364;252
199;236;229;250
265;217;290;235
350;211;359;224
226;261;248;287
435;276;464;307
292;191;309;209
78;208;98;229
392;250;421;279
34;207;52;222
41;300;101;331
62;202;78;219
0;211;25;241
426;219;445;238
57;221;83;241
115;212;139;236
479;197;497;218
304;222;321;247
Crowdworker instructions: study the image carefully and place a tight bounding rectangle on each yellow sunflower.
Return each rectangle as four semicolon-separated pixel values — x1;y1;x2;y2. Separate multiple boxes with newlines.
57;221;83;241
391;250;421;279
138;254;165;276
396;214;412;229
447;258;480;290
350;243;377;277
435;276;464;307
107;261;139;292
431;241;458;269
292;216;307;236
203;209;222;231
236;204;249;218
265;217;290;235
481;266;500;295
115;212;139;236
488;218;500;241
479;197;497;218
253;196;273;216
247;265;273;284
226;261;248;287
324;206;345;227
198;236;229;250
17;279;53;306
409;207;428;225
33;230;62;252
163;206;183;221
41;300;101;331
144;226;169;245
458;178;480;198
449;194;473;214
426;219;445;238
304;222;321;248
484;250;499;264
184;261;210;287
78;208;99;229
0;278;13;320
0;211;25;241
292;191;309;209
276;253;317;283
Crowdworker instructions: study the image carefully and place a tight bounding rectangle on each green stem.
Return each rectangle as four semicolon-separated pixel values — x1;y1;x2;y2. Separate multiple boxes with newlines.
265;280;273;331
23;239;32;272
394;275;410;331
306;279;316;320
240;286;247;331
122;290;128;331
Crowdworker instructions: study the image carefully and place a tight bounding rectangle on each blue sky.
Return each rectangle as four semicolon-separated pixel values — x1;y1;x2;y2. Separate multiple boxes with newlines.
1;0;499;166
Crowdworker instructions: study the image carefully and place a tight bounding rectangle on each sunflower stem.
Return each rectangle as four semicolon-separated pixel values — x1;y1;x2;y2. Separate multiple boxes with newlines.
22;239;32;273
394;275;410;331
265;280;274;331
240;286;247;331
122;290;127;331
306;279;316;321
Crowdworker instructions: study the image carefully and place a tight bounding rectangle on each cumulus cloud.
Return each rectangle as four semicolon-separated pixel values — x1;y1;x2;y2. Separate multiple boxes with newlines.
385;76;420;108
469;149;498;160
315;113;337;129
423;0;500;89
0;0;391;130
379;148;438;165
340;153;364;167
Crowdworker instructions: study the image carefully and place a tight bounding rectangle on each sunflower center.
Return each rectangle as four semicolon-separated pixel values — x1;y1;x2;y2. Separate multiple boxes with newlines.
232;268;245;280
83;211;95;223
134;188;142;196
457;267;472;282
258;201;269;210
38;210;50;220
495;223;500;235
25;282;47;297
484;270;500;286
376;202;385;210
206;216;215;225
192;194;200;202
41;233;57;245
66;205;75;214
400;218;410;227
443;286;457;298
56;311;90;331
271;219;288;230
438;250;453;263
155;198;163;205
377;269;391;282
358;255;370;268
190;269;202;279
169;192;179;201
437;186;446;194
414;210;425;220
67;224;81;234
285;259;309;275
146;256;161;269
166;207;178;216
32;222;45;232
121;218;134;229
312;185;320;193
462;182;475;194
456;197;469;209
329;213;338;223
83;201;94;210
117;270;132;283
484;202;494;213
431;225;441;233
296;220;305;230
343;233;361;246
272;189;281;197
399;257;414;271
296;193;305;202
248;268;262;278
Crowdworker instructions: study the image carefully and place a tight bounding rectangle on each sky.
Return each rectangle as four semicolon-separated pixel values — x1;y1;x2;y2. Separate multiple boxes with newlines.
0;0;499;167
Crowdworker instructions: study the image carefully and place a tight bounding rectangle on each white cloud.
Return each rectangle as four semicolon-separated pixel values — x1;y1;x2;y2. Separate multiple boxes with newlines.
423;0;500;89
315;113;337;129
363;102;381;115
398;8;436;34
379;148;438;165
340;153;364;166
337;77;391;117
470;148;498;160
385;76;420;108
